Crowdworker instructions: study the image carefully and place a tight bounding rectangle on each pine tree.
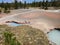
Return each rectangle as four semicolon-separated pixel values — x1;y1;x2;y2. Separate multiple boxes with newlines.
19;1;22;8
51;0;53;7
1;1;4;8
0;8;2;14
45;0;48;10
4;3;8;13
34;0;36;7
24;1;26;9
39;1;42;7
42;0;45;9
14;0;18;9
3;2;10;13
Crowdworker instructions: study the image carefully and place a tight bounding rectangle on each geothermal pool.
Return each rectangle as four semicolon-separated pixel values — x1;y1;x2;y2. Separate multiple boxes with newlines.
7;22;23;26
7;22;60;45
48;30;60;45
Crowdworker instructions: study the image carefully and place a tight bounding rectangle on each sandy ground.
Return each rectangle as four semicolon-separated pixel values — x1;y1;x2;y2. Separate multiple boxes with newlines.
0;9;32;18
0;9;60;33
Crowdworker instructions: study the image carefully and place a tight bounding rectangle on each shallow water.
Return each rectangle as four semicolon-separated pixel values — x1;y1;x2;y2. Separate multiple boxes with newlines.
48;30;60;45
7;22;23;26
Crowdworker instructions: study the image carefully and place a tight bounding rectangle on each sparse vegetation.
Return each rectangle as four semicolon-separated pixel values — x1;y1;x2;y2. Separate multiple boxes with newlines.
4;9;10;14
4;31;21;45
0;25;50;45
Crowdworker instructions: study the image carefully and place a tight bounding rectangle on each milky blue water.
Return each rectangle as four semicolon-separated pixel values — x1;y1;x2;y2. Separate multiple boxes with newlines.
48;30;60;45
7;23;23;26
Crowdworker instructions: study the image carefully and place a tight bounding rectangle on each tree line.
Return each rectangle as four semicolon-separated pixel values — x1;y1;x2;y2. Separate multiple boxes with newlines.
0;0;60;13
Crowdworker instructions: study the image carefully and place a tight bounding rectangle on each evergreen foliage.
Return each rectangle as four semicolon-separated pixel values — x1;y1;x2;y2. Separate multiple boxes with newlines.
4;31;21;45
0;0;60;12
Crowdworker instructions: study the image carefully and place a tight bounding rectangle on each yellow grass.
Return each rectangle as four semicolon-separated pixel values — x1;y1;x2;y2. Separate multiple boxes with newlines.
0;25;50;45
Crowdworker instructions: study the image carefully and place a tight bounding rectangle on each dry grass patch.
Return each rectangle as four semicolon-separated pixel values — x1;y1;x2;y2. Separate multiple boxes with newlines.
0;25;50;45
